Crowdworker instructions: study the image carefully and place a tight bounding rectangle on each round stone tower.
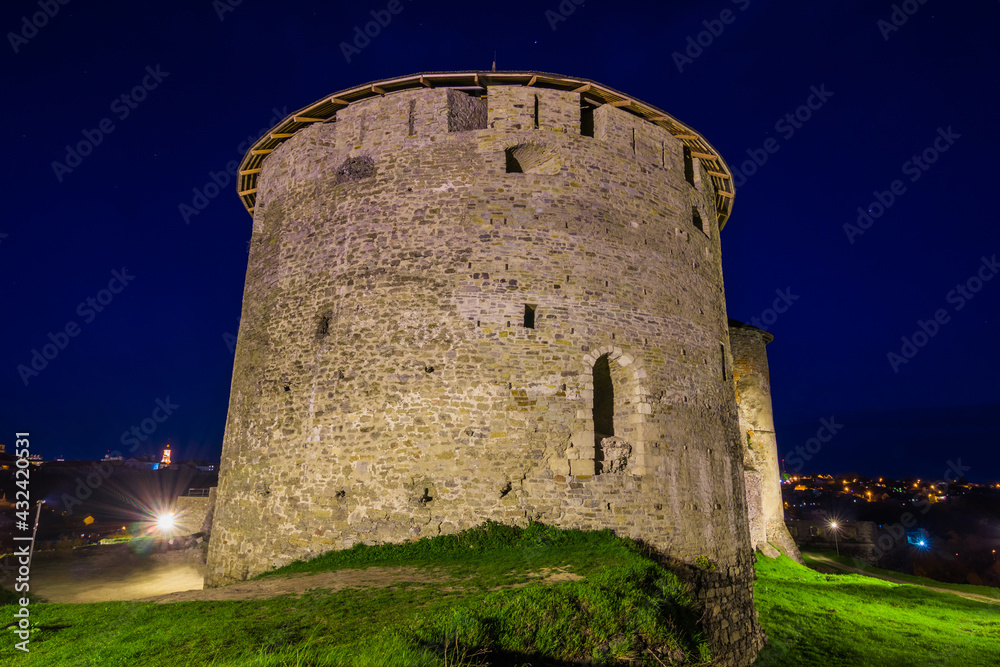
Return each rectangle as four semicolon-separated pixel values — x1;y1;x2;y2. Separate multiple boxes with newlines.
208;71;763;664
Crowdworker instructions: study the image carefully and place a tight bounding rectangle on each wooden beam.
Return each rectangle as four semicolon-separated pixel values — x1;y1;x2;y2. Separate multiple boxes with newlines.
269;133;294;139
330;97;350;106
707;170;730;179
674;134;698;140
238;188;258;196
611;100;632;107
572;83;591;93
371;85;385;95
239;168;262;175
717;190;734;198
419;76;431;87
250;149;273;155
527;75;538;86
691;151;718;160
293;116;326;123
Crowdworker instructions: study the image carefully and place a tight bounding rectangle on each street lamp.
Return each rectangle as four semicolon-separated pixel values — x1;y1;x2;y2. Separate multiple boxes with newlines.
829;520;840;557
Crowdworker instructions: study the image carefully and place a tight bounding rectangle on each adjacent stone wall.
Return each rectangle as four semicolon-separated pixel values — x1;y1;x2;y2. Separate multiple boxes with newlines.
174;491;214;535
729;321;802;562
209;81;764;665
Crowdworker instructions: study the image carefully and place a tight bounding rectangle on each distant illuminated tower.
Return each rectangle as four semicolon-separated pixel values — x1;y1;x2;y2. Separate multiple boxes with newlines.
161;447;172;467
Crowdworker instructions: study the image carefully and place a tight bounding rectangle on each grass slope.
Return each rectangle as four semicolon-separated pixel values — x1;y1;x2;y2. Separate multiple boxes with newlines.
1;522;710;666
752;554;1000;666
802;550;1000;601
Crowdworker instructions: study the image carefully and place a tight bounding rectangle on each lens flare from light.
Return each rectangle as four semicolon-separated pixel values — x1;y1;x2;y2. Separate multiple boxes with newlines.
157;513;175;531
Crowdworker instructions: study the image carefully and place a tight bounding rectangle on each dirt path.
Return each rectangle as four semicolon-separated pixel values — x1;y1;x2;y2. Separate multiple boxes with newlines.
142;565;582;604
0;544;205;604
804;552;1000;606
0;543;582;605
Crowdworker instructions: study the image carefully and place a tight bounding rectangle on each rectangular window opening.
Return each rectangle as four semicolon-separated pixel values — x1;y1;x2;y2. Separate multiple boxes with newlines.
533;95;540;129
407;99;416;137
447;89;487;132
524;304;536;329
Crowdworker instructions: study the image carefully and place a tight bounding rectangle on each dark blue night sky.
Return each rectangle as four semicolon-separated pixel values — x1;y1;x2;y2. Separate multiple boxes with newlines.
3;0;998;481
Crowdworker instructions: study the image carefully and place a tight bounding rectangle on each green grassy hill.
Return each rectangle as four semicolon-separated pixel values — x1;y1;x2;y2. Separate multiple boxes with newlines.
1;523;710;666
3;523;998;666
752;553;1000;666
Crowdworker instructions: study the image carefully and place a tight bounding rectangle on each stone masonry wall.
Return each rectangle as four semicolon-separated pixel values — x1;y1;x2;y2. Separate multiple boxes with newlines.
208;82;764;665
729;321;801;562
174;494;212;535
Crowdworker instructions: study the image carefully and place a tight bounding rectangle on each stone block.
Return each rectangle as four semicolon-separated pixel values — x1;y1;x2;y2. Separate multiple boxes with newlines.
550;458;570;476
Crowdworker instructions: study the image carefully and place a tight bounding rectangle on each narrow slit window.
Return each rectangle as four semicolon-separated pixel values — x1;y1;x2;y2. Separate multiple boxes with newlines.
593;354;615;447
720;344;727;380
683;146;695;185
407;99;416;136
523;304;536;329
533;95;540;129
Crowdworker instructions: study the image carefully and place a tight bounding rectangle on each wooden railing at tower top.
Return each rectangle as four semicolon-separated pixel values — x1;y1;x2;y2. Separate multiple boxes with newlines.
236;71;736;228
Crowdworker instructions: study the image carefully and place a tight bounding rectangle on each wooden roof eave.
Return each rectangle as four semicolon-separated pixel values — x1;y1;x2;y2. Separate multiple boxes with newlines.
236;71;735;226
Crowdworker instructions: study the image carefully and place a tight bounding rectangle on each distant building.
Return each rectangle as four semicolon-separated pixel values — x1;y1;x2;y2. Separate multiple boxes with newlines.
103;451;123;461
